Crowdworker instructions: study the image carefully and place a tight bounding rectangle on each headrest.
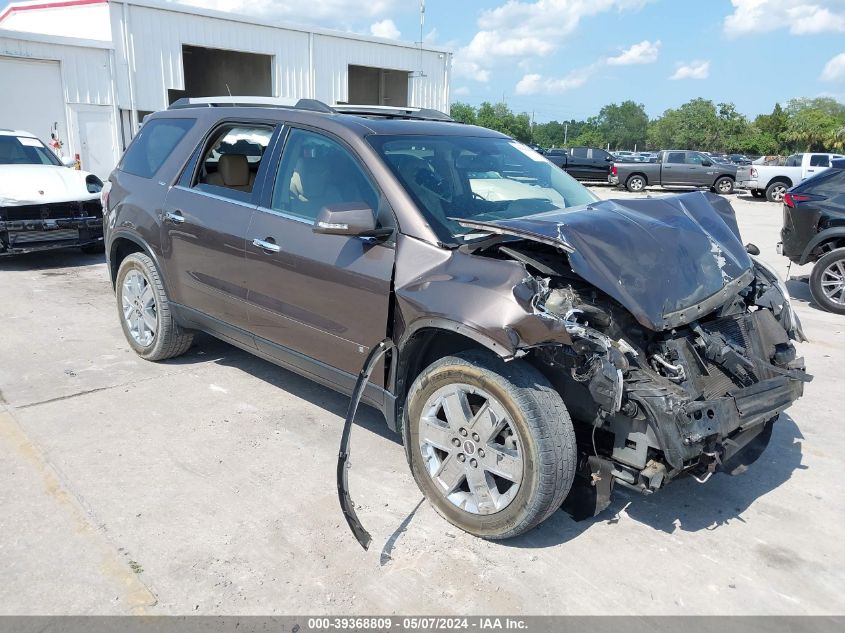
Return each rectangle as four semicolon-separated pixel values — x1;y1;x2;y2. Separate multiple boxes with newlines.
218;154;249;186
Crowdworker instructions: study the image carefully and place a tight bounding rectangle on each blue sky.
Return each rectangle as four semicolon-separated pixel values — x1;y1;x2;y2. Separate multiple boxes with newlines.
3;0;844;122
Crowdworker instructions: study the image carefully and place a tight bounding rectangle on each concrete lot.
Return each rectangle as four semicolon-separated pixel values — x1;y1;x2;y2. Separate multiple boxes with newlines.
1;186;843;615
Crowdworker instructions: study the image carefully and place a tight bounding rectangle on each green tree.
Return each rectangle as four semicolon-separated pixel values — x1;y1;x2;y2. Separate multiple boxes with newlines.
754;103;788;144
449;102;476;125
784;98;845;151
596;101;648;150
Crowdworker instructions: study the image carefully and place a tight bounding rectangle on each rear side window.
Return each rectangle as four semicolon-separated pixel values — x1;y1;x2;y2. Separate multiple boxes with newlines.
810;154;830;167
119;118;195;178
666;152;685;164
570;147;588;158
785;154;803;167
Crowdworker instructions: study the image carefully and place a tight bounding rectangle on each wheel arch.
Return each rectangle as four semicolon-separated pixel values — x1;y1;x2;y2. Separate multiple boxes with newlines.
714;173;735;184
626;172;648;185
108;232;166;292
800;228;845;264
766;176;793;189
393;322;510;436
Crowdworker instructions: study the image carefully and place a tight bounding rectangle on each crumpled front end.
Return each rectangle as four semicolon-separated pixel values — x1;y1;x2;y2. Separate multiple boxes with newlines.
445;191;811;517
0;199;104;255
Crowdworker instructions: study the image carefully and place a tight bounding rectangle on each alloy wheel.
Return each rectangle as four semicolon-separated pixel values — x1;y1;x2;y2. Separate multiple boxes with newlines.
121;269;157;346
418;383;524;515
820;258;845;306
771;184;786;202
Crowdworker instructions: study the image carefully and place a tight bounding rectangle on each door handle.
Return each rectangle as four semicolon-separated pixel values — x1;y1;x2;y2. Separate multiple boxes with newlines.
164;210;185;224
252;237;281;253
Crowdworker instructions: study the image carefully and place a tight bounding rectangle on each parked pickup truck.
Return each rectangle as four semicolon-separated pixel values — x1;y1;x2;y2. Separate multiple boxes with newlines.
737;152;845;203
610;150;738;194
545;146;614;181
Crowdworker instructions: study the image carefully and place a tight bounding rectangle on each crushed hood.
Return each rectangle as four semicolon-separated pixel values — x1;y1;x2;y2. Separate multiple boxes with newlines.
0;165;99;206
458;191;754;331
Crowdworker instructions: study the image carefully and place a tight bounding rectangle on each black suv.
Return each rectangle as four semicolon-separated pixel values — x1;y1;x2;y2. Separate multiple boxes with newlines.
780;164;845;314
104;98;809;540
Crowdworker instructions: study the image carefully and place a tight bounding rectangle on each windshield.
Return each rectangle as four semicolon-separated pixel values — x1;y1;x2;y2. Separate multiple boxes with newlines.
368;135;598;242
0;135;62;166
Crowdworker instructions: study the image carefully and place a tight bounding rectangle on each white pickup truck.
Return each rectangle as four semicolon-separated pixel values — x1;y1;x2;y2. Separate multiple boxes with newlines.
736;152;844;202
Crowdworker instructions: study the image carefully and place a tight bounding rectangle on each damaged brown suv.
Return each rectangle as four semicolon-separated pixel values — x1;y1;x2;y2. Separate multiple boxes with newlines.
104;98;810;540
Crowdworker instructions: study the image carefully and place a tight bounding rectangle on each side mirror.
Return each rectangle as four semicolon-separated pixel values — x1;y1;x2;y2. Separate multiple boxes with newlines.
61;156;76;168
605;156;613;161
313;203;391;238
701;160;713;167
745;243;761;256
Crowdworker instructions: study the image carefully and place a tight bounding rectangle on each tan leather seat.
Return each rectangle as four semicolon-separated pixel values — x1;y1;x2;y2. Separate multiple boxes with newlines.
205;154;255;192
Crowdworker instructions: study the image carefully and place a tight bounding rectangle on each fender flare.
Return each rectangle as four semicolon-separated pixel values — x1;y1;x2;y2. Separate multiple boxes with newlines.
108;230;170;294
800;227;845;265
397;317;515;360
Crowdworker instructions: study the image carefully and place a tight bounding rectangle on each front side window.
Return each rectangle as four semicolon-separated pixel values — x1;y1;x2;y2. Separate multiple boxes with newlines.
0;135;62;166
193;124;274;201
809;154;830;167
120;118;195;178
686;153;706;165
368;135;597;243
271;128;379;221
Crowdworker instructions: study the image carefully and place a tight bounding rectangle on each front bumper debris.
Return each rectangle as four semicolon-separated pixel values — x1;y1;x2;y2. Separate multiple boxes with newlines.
1;200;103;255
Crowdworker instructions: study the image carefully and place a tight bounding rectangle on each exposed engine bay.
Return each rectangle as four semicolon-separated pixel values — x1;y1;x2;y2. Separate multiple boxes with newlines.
453;192;811;518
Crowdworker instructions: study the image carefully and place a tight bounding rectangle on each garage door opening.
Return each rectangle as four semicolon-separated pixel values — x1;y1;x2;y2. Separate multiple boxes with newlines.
347;65;409;107
168;45;273;104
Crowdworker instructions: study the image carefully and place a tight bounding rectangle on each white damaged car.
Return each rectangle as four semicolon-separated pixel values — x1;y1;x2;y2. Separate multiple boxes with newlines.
0;129;104;255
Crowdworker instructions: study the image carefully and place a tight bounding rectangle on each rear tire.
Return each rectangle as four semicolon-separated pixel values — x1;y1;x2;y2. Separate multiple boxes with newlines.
766;181;789;203
714;176;734;194
625;175;646;192
115;252;193;361
404;350;576;539
809;248;845;315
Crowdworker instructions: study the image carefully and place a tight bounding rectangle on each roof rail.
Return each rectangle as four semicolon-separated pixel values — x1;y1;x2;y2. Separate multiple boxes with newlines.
165;97;454;121
167;96;334;113
332;104;454;122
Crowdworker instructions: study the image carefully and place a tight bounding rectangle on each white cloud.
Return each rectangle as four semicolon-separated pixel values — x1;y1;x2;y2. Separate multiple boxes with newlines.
453;0;650;81
174;0;397;24
669;60;710;80
607;39;661;65
370;18;400;39
821;52;845;81
515;64;599;95
724;0;845;36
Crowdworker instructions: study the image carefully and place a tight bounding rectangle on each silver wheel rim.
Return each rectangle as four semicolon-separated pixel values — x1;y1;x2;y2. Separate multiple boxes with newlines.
418;383;523;515
629;177;644;191
771;185;786;201
820;259;845;305
718;179;732;193
121;269;157;346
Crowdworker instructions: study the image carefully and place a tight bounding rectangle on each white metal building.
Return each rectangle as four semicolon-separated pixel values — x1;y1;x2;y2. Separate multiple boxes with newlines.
0;0;452;176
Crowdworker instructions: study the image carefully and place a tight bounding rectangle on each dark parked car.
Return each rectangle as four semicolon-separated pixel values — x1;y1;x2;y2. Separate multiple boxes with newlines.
780;164;845;314
544;146;614;180
104;99;809;540
1;129;104;256
611;150;738;194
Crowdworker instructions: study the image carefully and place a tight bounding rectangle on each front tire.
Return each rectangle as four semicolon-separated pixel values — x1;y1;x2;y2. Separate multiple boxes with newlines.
809;248;845;315
404;351;576;539
115;252;193;361
625;175;646;192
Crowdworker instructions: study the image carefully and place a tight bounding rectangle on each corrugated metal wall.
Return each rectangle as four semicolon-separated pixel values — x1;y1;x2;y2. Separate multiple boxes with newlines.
0;32;113;105
110;2;449;114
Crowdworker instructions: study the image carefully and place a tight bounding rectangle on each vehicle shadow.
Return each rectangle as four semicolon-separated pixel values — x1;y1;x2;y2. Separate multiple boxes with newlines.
161;332;400;446
504;413;805;549
0;249;105;271
787;274;835;314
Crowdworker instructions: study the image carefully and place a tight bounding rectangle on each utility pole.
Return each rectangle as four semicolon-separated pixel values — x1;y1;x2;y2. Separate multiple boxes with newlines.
564;123;568;146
